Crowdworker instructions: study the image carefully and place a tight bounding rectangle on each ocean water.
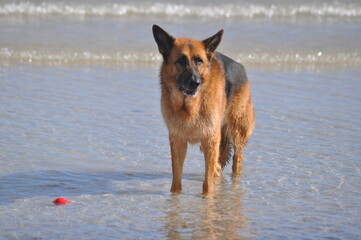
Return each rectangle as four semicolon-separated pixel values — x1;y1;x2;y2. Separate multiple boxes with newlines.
1;0;361;239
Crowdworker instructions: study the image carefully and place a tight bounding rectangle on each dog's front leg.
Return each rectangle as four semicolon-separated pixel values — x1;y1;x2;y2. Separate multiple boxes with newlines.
169;134;187;193
201;130;221;194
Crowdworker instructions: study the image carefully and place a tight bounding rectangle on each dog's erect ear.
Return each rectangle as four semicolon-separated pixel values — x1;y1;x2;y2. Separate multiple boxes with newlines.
152;25;175;61
203;29;224;54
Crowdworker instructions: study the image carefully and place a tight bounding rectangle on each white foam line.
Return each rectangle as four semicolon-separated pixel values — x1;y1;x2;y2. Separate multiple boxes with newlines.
1;48;360;68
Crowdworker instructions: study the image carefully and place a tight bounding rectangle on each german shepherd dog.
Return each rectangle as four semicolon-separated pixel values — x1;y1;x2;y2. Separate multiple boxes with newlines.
152;25;255;194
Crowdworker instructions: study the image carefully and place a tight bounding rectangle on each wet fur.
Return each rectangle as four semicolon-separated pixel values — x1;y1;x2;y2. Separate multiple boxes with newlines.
153;25;255;194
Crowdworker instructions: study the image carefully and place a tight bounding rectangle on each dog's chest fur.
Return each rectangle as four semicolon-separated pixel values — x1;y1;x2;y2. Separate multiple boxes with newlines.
162;94;220;143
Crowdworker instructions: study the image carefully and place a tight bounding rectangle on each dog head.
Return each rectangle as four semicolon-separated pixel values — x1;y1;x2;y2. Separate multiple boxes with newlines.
152;25;223;97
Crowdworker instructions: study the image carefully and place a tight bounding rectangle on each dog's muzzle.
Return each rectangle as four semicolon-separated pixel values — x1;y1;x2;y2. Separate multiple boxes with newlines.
177;70;201;97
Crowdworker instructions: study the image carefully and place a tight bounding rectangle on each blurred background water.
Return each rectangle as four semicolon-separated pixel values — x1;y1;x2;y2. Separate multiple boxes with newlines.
0;0;360;239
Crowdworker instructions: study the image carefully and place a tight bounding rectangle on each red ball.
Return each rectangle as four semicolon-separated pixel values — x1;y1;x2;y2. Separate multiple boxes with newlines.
53;197;71;205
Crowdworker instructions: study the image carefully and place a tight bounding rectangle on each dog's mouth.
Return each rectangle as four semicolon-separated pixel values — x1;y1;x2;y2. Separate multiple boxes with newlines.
179;86;199;97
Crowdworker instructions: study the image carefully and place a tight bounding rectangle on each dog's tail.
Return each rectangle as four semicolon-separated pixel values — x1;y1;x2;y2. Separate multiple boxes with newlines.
219;129;232;169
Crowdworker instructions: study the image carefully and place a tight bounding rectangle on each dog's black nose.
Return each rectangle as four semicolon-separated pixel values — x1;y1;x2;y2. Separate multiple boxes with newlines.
189;76;200;89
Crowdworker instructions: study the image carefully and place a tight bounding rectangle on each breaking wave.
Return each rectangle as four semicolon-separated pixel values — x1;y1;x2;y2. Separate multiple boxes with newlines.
1;2;361;19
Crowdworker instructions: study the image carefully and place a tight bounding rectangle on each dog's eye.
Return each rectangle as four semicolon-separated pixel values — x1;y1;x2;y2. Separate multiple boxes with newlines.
177;56;187;66
194;57;203;66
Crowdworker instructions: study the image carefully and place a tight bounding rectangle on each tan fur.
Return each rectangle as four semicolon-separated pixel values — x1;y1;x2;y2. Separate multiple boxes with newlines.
156;29;254;194
223;83;255;175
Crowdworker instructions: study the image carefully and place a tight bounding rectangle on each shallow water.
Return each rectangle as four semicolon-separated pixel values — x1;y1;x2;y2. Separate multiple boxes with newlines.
1;64;360;239
1;0;361;239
